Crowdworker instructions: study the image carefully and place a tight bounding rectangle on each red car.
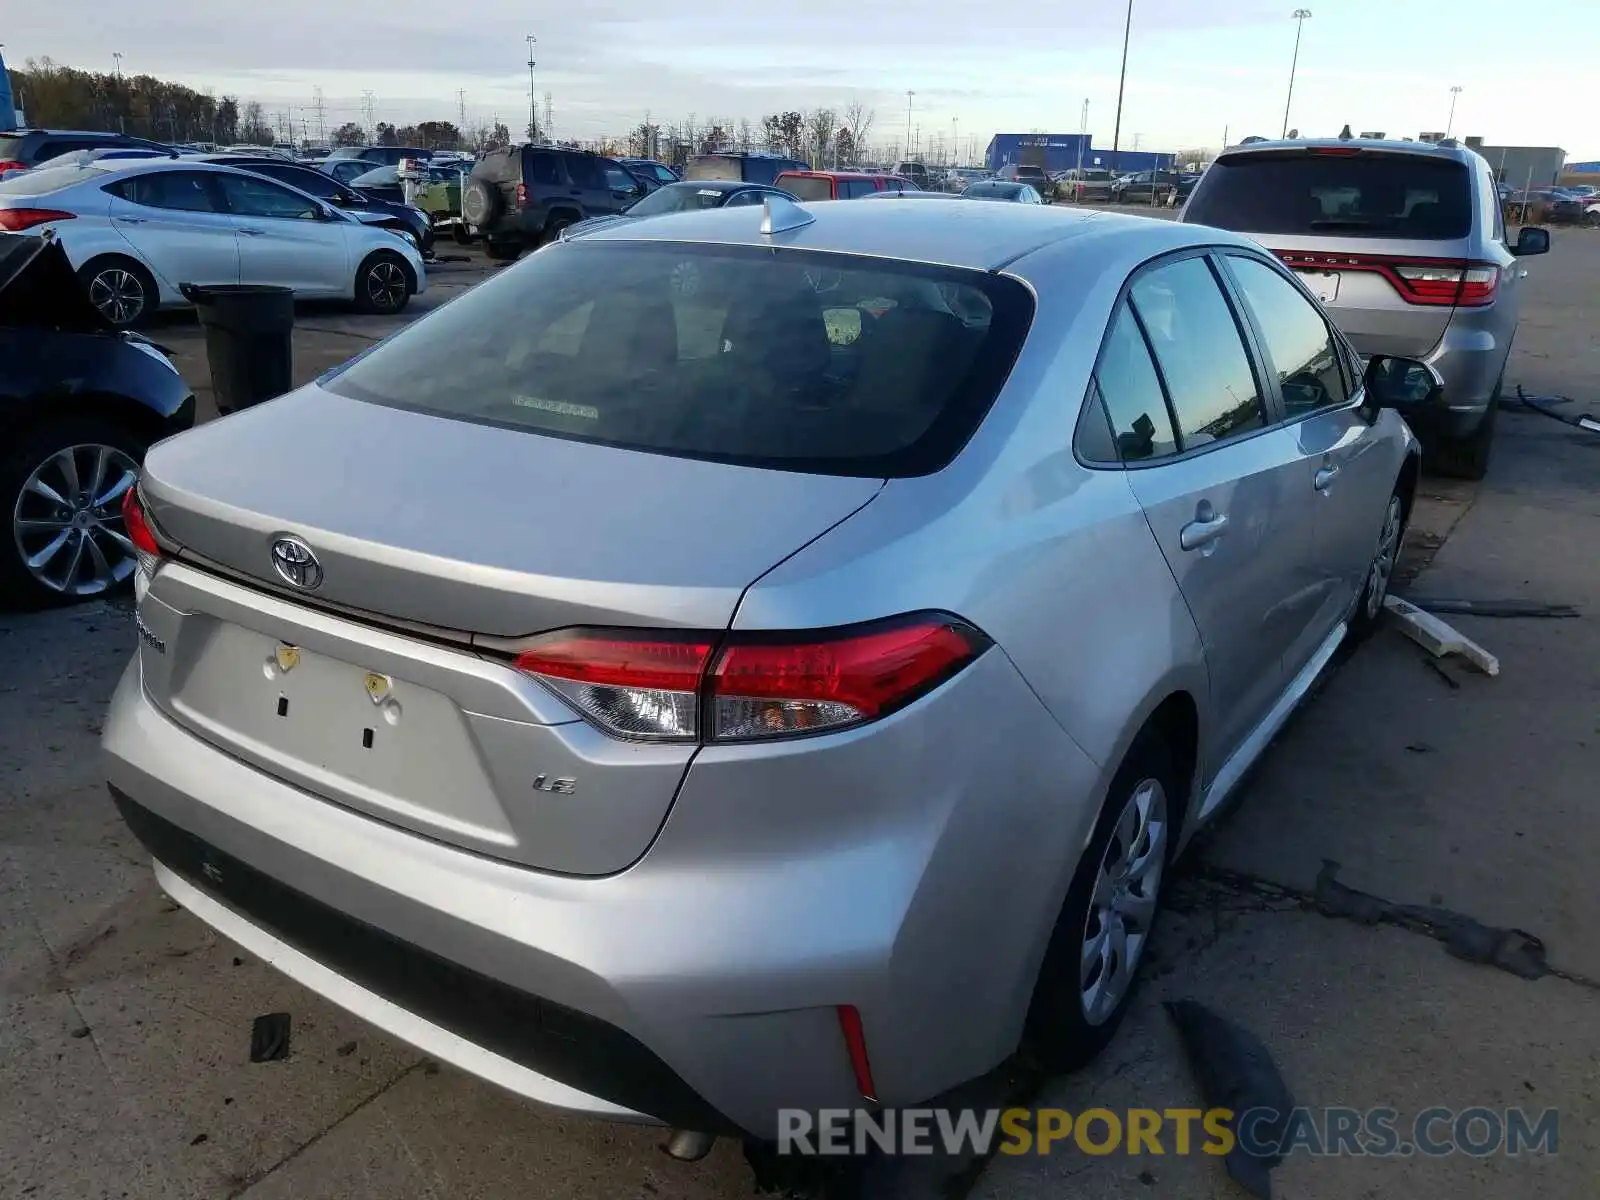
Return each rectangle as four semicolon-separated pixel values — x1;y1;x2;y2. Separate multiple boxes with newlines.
773;170;918;200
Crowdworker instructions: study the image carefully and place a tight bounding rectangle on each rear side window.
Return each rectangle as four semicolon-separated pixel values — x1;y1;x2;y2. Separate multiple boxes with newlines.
326;241;1034;478
527;151;562;186
1093;306;1178;461
842;180;878;199
1130;257;1265;448
1186;152;1473;240
566;155;605;190
110;171;221;213
782;176;835;201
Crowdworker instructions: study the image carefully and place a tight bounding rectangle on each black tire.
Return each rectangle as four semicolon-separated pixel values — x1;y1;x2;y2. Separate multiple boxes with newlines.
1022;727;1181;1073
1348;486;1408;642
0;418;149;610
353;251;412;316
541;214;575;245
483;239;523;262
1586;210;1600;228
461;178;501;228
77;256;158;329
451;223;476;246
1429;395;1498;480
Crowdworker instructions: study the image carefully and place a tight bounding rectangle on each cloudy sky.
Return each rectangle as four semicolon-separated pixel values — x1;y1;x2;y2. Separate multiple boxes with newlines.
13;0;1598;158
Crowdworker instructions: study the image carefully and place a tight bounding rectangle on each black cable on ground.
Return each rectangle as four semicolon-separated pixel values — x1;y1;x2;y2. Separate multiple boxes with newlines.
1500;385;1600;434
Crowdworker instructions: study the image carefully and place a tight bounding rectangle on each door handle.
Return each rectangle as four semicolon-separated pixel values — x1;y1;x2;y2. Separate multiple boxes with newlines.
1179;509;1229;552
238;228;266;236
1314;464;1340;492
118;216;146;225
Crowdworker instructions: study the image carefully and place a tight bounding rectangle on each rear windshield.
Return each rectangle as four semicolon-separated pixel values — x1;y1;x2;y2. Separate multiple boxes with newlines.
1186;151;1473;239
0;164;95;194
326;241;1034;477
781;176;834;201
626;184;738;216
0;136;27;161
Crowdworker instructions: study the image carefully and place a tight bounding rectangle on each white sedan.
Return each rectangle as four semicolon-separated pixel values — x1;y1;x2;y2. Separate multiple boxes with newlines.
0;158;426;326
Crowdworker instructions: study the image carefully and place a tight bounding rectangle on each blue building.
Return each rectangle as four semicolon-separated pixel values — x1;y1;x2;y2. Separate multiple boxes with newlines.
985;133;1174;175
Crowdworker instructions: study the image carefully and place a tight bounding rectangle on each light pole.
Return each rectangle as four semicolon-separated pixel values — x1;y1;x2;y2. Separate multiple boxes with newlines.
905;91;914;160
1446;85;1463;138
526;34;538;143
1110;0;1134;177
1282;9;1311;139
952;116;959;166
112;52;123;78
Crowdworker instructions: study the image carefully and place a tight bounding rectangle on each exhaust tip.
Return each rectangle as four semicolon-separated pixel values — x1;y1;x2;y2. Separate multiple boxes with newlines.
664;1130;717;1162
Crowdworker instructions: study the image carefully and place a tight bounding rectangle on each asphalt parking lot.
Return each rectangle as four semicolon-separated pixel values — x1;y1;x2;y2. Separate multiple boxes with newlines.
3;226;1598;1200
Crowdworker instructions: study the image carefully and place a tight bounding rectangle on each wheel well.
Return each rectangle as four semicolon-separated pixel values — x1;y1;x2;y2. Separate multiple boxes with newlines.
1396;450;1421;525
7;392;173;447
1144;691;1199;833
359;249;417;295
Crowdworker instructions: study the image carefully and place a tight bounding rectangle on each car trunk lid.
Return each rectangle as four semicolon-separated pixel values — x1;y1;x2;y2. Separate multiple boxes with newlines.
135;387;883;873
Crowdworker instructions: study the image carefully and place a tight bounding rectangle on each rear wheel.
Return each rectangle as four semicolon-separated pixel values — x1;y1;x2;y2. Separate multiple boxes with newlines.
1430;394;1498;480
451;223;476;246
1349;489;1407;641
541;215;575;245
484;239;523;262
78;256;158;328
353;251;412;316
1;419;147;610
1022;728;1178;1072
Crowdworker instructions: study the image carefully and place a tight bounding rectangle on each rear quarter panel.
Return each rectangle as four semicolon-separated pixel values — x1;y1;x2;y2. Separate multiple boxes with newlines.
733;229;1212;787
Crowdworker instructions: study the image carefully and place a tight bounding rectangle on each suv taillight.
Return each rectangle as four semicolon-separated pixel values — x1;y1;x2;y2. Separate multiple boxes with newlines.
511;615;990;742
516;182;529;207
0;160;28;174
1275;251;1499;308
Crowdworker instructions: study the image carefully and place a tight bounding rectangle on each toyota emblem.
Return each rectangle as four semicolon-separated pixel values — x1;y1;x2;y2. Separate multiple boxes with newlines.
270;536;324;590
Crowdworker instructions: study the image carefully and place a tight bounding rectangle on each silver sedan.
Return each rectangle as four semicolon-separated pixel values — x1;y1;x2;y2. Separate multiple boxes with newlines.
107;198;1422;1141
0;158;426;326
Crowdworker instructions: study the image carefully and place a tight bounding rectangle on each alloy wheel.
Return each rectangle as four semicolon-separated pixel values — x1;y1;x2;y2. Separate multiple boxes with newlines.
1365;496;1404;621
1080;778;1168;1026
367;261;407;311
87;268;146;325
11;444;141;597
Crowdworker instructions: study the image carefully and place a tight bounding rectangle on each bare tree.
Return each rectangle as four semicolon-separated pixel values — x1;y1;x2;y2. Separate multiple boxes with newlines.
238;100;273;146
842;101;875;164
737;117;754;153
806;108;837;168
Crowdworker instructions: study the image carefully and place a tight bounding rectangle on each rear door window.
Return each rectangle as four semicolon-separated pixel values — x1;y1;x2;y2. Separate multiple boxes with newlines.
1186;152;1473;240
1091;305;1179;462
111;171;222;212
527;151;562;186
842;179;878;199
1130;257;1266;448
782;176;835;201
565;155;605;191
325;241;1034;478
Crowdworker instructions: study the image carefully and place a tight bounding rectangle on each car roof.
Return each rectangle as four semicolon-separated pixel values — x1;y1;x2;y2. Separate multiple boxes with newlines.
570;195;1254;271
1218;136;1484;164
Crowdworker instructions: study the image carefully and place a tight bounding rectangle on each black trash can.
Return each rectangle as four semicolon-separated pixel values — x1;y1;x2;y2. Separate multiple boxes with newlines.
180;283;295;414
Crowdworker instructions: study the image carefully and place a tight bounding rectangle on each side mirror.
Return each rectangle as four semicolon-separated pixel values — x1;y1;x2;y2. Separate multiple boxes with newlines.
1513;226;1550;256
1363;355;1444;412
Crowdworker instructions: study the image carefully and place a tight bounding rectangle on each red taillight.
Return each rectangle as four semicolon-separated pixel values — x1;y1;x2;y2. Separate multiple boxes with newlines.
510;614;989;742
1275;250;1499;308
0;208;76;232
0;160;29;174
122;488;161;557
710;618;985;740
837;1005;878;1102
516;182;528;207
1307;147;1363;156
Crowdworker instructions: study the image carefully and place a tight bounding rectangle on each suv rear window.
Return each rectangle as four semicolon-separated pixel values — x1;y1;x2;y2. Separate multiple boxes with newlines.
782;176;835;201
1185;151;1472;240
326;241;1033;477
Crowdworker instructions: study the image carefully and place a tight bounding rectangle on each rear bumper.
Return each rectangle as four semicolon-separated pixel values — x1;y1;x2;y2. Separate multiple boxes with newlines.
103;644;1100;1138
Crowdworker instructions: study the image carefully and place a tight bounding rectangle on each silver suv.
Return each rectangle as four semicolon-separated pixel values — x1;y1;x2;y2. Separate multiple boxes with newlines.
1182;138;1550;478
